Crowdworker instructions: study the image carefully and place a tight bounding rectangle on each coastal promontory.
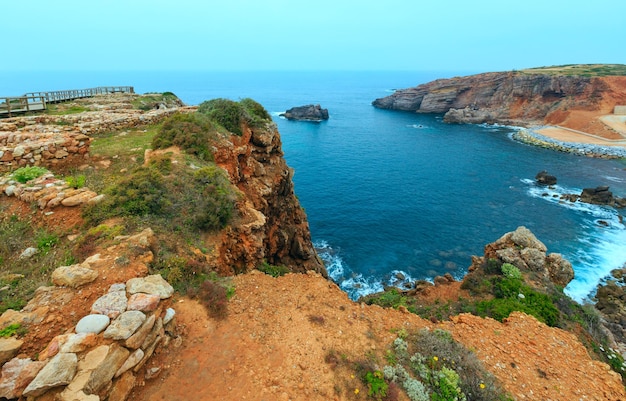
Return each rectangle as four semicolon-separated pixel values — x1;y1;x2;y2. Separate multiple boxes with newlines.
373;64;626;138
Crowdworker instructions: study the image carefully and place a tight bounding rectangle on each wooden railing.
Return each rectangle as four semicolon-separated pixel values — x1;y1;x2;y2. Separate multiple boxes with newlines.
0;86;134;117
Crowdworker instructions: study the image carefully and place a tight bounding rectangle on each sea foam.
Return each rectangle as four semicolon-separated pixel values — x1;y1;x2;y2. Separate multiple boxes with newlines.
522;179;626;302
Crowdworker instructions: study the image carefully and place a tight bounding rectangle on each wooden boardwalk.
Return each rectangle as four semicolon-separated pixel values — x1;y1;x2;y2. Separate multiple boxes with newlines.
0;86;134;117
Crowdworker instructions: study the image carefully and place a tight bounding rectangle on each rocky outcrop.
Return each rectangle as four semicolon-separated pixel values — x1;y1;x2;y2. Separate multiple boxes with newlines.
213;120;326;276
559;185;626;208
372;71;625;127
280;104;329;121
468;226;574;288
535;170;557;185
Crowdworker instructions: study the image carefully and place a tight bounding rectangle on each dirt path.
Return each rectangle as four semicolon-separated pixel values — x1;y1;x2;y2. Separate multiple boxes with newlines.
536;125;626;147
130;271;626;401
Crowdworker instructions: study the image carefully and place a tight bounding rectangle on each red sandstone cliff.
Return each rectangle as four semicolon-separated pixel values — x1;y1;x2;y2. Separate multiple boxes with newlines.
212;120;326;276
373;70;626;137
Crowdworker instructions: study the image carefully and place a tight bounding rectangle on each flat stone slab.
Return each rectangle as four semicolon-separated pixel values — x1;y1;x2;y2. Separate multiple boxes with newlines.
126;275;173;299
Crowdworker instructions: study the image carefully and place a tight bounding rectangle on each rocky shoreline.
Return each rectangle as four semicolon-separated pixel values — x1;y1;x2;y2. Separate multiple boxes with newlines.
512;128;626;159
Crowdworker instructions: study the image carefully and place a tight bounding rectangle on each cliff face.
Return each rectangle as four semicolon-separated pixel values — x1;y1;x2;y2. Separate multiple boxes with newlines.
372;71;626;128
213;121;326;276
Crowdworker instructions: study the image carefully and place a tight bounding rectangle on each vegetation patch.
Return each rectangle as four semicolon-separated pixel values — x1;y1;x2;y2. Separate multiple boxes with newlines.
152;112;217;161
197;97;272;136
11;166;49;184
257;260;290;277
381;328;511;401
521;64;626;77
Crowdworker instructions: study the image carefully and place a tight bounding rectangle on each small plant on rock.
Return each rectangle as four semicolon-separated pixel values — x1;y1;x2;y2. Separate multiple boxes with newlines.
12;166;48;184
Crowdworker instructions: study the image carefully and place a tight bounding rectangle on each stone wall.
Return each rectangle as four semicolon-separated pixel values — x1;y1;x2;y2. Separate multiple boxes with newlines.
0;229;179;401
0;107;185;173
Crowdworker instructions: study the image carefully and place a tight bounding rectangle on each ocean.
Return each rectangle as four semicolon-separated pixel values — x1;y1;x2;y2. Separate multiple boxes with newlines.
3;70;626;302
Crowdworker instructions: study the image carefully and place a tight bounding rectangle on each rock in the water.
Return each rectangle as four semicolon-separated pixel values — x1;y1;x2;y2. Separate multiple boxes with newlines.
0;337;24;365
0;357;46;399
126;275;174;299
535;170;557;185
91;291;128;319
75;314;111;334
23;352;78;397
103;310;146;340
51;264;98;288
580;186;614;205
280;104;329;121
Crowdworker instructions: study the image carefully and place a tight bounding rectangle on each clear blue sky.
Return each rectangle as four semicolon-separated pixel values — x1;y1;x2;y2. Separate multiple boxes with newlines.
2;0;625;72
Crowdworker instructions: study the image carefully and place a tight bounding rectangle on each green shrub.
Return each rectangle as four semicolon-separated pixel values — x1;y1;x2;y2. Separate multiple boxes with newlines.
12;166;49;183
364;288;408;309
240;98;271;120
36;231;59;255
84;166;168;222
197;97;272;136
65;174;86;189
152;113;216;160
257;261;290;277
0;323;22;338
364;370;388;399
198;98;247;136
501;263;522;279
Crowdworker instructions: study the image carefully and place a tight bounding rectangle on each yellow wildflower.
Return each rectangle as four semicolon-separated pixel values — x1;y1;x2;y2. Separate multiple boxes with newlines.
480;383;486;389
433;356;439;361
354;388;360;395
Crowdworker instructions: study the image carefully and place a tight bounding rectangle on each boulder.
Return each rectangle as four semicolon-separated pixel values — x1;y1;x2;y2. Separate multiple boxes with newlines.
0;337;24;365
126;275;173;299
51;264;98;288
280;104;329;121
23;352;78;397
535;170;557;185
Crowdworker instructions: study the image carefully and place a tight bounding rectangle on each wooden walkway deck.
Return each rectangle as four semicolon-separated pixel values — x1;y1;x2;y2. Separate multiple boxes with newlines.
0;86;134;117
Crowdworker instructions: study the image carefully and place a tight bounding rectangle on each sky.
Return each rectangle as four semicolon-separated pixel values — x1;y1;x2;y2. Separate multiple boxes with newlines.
2;0;625;72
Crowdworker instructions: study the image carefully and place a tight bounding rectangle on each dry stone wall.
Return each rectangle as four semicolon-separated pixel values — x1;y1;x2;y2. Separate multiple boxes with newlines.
0;229;180;401
0;105;186;173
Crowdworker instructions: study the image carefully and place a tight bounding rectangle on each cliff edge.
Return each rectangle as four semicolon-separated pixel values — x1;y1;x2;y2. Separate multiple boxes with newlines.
373;65;626;138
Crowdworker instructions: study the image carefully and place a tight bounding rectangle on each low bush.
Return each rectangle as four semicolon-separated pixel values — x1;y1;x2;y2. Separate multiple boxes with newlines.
197;97;272;136
501;263;522;279
257;260;290;277
152;113;216;160
12;166;48;183
196;280;229;319
363;288;408;309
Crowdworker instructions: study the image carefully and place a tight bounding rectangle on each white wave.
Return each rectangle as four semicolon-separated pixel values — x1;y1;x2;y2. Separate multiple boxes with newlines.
314;240;416;300
603;175;625;183
522;179;626;302
408;124;428;129
270;111;286;118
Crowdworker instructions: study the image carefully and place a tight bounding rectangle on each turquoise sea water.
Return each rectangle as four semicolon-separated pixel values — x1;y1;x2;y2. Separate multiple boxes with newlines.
3;70;625;301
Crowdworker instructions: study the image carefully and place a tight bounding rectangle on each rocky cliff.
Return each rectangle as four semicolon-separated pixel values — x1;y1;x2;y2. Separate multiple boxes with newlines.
372;70;626;129
212;120;326;276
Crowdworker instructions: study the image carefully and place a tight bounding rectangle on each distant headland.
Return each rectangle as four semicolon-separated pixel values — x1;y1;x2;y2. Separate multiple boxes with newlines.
373;64;626;157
